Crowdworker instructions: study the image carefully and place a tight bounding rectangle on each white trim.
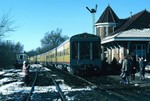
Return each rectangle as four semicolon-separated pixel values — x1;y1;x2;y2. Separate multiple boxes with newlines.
112;49;114;60
148;42;150;54
101;38;114;44
95;22;117;27
114;38;150;41
102;38;150;44
101;28;150;44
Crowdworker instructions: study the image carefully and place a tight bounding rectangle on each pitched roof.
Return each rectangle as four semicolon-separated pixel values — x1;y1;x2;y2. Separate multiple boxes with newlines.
113;10;150;34
101;28;150;44
96;5;120;23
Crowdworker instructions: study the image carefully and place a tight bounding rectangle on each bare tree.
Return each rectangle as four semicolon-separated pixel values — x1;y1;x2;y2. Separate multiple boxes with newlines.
27;29;69;56
41;28;69;52
0;41;23;68
14;42;24;53
0;11;23;68
0;11;16;39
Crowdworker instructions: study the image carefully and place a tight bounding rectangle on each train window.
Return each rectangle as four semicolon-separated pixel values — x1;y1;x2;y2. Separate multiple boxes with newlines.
72;42;78;59
65;48;68;55
61;51;64;56
19;55;23;59
46;56;49;60
59;52;61;56
64;49;66;55
80;42;90;59
67;48;70;55
93;42;100;59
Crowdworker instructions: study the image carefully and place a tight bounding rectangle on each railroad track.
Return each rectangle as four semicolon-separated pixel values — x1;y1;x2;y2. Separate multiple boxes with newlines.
45;65;121;100
26;65;41;101
24;64;150;101
69;71;150;101
47;65;150;100
69;74;129;100
25;64;66;101
45;65;120;100
48;72;66;101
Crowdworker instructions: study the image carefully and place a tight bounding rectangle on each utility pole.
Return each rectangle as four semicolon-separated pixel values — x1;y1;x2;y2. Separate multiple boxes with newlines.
86;4;97;34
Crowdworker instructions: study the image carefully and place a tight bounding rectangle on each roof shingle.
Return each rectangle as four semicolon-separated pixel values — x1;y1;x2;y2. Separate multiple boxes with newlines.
113;10;150;34
96;5;120;23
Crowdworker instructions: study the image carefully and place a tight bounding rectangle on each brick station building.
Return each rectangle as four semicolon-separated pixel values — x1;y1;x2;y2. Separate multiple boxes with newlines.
95;5;150;65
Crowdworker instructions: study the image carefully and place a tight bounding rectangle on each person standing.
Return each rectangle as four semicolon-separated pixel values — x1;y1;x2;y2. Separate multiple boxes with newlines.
22;61;30;86
138;57;145;80
120;56;130;84
119;57;123;69
130;56;136;80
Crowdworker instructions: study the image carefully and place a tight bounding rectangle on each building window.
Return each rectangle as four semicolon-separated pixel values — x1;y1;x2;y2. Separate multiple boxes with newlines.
137;45;141;50
133;44;146;61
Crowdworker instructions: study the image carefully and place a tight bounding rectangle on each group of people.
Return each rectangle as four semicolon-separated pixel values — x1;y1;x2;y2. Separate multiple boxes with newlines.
120;55;146;84
22;56;146;85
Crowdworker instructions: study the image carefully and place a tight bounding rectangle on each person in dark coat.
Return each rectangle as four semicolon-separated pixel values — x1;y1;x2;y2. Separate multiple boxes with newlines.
138;57;145;80
111;57;117;70
120;55;130;84
130;56;136;80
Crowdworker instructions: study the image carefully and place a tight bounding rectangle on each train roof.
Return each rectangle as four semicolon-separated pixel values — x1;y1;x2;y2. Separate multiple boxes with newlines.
70;32;99;39
70;32;100;41
56;39;70;49
37;32;100;56
46;39;70;53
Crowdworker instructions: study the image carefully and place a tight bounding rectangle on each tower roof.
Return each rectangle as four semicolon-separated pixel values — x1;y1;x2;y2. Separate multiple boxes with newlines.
96;5;120;23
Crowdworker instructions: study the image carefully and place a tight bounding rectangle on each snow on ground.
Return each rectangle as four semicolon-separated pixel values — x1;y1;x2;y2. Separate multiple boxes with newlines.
33;84;92;94
0;71;5;75
135;72;150;78
0;78;14;85
30;64;51;72
0;79;92;101
1;65;149;100
0;66;92;100
0;69;30;95
0;82;26;95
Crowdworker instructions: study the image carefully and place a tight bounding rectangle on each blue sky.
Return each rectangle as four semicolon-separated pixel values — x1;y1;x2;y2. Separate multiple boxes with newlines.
0;0;150;51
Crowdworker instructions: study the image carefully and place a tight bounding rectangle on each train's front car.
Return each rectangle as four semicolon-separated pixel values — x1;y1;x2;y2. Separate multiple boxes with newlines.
13;53;29;69
70;33;101;75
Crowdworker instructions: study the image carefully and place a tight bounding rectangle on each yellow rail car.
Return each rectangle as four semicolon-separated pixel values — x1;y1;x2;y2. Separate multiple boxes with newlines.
56;40;70;64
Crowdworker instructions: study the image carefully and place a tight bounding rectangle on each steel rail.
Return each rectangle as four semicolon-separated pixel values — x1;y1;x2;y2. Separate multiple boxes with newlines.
70;74;128;101
26;67;41;101
49;73;66;101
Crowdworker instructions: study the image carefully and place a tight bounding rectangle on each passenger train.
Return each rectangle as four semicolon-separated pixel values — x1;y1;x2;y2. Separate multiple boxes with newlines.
30;33;101;74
